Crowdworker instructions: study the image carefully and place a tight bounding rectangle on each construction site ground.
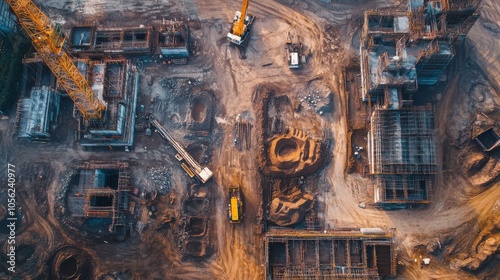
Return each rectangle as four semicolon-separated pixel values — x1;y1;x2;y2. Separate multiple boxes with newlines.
0;0;499;279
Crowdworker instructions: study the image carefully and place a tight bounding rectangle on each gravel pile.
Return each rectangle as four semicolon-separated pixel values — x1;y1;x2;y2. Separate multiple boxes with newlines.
147;166;172;195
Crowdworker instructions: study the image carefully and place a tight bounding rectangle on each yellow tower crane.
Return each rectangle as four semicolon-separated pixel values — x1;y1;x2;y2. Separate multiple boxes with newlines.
6;0;106;120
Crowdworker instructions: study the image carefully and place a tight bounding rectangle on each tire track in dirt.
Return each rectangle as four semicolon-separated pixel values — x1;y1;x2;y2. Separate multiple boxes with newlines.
209;127;262;280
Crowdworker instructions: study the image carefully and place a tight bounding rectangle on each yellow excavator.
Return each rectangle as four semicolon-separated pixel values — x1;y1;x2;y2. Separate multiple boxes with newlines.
227;0;255;47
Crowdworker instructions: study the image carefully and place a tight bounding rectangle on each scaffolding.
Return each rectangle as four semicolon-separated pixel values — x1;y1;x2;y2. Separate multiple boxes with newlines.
78;161;129;170
360;0;481;100
16;86;60;139
355;0;481;206
71;161;131;233
407;0;481;39
265;230;396;280
368;105;436;204
84;188;116;218
0;1;17;34
369;106;436;175
103;60;126;99
375;175;433;203
157;20;189;63
76;61;139;148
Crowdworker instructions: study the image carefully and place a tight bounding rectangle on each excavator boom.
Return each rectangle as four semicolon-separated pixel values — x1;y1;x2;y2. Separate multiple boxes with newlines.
232;0;248;36
6;0;105;120
227;0;254;46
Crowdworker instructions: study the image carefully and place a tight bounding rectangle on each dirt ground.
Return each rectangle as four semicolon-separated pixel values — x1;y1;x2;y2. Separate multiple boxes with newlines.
0;0;499;279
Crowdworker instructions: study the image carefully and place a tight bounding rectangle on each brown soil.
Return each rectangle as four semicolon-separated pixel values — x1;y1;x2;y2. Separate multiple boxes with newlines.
0;0;498;279
191;98;207;122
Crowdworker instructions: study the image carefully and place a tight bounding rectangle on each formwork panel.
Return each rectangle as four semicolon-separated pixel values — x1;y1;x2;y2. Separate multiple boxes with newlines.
265;231;396;280
288;240;303;265
369;107;436;175
318;240;333;265
350;240;363;266
334;240;347;266
304;240;316;266
269;242;286;266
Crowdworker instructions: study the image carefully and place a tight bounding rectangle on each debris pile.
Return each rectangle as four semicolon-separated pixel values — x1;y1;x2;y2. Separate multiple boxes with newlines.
459;146;500;188
299;91;334;115
148;166;172;194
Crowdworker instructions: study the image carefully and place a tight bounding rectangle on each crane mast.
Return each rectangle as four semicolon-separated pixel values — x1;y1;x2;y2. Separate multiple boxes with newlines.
6;0;106;120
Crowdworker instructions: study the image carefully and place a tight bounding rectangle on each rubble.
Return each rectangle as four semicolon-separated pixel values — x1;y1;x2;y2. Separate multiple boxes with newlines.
147;166;173;195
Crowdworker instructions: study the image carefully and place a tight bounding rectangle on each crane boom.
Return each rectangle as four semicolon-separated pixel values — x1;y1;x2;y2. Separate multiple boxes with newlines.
6;0;105;120
232;0;248;36
149;117;213;184
227;0;254;47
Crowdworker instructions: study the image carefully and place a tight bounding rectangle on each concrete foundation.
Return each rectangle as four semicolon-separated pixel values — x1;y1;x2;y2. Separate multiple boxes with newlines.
265;229;396;280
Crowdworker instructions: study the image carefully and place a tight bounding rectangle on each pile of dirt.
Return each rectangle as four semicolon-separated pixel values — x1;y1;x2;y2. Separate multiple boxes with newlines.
451;213;500;271
264;127;323;177
459;146;500;187
268;185;313;227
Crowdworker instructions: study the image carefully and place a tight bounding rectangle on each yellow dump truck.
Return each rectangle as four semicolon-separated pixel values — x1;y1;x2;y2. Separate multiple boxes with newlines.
228;187;243;223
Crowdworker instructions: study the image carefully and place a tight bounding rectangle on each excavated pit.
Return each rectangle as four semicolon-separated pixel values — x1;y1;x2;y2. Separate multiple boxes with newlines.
183;198;208;214
60;257;78;278
185;241;206;257
49;246;93;280
187;92;215;133
186;217;206;236
276;138;299;159
191;97;207;122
